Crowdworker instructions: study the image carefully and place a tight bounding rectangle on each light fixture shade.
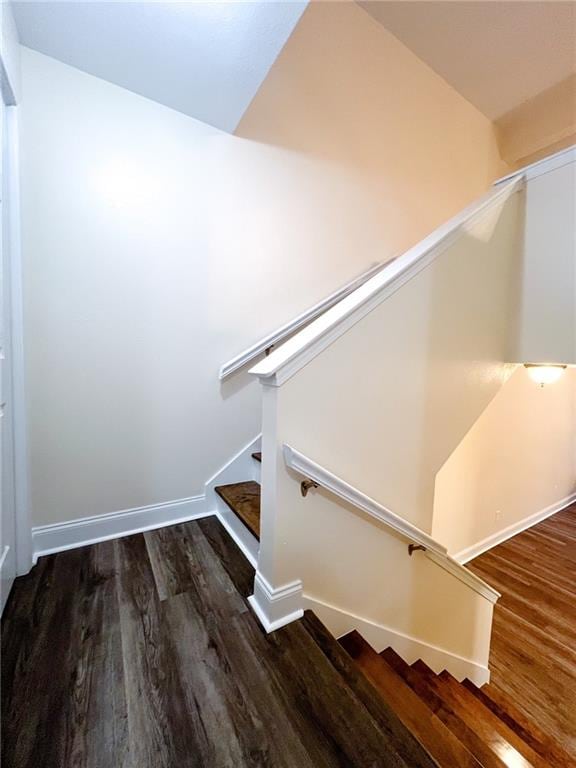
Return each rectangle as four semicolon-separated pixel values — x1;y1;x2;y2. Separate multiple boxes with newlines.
524;363;567;386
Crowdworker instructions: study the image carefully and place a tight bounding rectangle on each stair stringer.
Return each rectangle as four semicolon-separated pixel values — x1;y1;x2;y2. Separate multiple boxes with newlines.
204;434;261;568
303;593;491;687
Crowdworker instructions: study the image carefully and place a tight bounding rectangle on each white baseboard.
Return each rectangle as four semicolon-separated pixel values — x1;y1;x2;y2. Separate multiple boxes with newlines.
249;570;303;632
303;594;490;686
215;508;258;569
32;495;212;561
453;491;576;565
31;436;266;565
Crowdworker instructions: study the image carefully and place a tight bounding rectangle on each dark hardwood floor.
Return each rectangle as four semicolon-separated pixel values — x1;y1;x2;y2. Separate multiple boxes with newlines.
467;501;576;759
2;517;437;768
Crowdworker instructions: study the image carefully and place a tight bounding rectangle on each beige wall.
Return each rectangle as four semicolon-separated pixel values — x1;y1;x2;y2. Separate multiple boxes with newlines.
21;2;507;527
238;2;508;258
433;366;576;558
261;189;521;583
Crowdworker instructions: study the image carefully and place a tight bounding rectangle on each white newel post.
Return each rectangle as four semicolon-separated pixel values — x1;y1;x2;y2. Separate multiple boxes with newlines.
247;380;304;632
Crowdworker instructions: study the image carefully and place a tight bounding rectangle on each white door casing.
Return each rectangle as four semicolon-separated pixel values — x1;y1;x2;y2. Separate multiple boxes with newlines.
0;91;17;611
0;76;32;612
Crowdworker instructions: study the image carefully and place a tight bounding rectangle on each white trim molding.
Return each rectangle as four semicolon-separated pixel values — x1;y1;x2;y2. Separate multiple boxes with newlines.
454;491;576;565
32;495;212;561
250;178;522;387
6;106;33;576
494;144;575;186
248;570;304;632
219;262;383;380
283;444;500;604
425;551;500;603
303;594;491;686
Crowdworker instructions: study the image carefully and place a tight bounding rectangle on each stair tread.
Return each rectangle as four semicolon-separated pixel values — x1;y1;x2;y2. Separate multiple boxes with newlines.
215;481;260;540
413;661;545;768
340;633;482;768
431;671;549;768
302;615;439;768
462;680;574;768
384;652;511;768
251;452;262;462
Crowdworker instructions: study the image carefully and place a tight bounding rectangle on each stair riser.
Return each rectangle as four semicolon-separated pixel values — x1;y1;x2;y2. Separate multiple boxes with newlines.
214;494;259;568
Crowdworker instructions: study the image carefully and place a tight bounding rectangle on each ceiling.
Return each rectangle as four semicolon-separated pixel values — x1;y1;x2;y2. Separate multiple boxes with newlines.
12;1;307;133
359;1;576;119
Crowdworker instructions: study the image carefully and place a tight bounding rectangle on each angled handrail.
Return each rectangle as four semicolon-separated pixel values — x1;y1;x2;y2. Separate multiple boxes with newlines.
283;444;500;604
219;261;385;379
494;144;575;186
251;177;523;386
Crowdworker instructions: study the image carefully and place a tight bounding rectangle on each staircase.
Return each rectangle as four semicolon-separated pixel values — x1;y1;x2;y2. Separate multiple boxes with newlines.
338;630;571;768
213;450;573;767
212;152;576;766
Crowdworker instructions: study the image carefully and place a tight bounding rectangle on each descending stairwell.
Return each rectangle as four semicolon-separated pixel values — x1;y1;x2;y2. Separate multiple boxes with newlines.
213;152;576;766
211;446;575;766
338;630;572;768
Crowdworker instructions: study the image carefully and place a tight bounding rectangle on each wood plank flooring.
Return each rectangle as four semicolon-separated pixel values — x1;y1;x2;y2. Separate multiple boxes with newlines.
467;501;576;759
2;517;436;768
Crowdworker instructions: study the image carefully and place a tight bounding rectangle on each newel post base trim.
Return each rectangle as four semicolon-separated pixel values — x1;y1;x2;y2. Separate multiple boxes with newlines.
248;571;303;632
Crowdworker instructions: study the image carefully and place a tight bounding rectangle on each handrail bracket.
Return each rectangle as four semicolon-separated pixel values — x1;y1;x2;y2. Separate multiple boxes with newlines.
408;544;426;556
301;479;319;497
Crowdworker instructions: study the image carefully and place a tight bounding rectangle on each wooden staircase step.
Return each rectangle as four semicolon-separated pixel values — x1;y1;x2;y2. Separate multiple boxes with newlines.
382;652;509;768
380;646;412;675
432;672;550;768
383;649;561;767
339;633;482;767
301;615;439;768
251;452;262;462
412;661;545;768
215;481;260;540
462;680;574;768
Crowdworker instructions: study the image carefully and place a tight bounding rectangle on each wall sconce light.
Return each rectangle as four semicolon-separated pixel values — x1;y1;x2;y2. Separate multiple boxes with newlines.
524;363;567;387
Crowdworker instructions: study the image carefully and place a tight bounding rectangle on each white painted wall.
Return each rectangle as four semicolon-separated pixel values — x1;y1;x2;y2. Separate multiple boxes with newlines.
433;366;576;559
20;1;506;528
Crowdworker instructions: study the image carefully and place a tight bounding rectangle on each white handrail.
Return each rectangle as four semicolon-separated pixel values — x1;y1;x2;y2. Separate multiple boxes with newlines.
219;261;385;379
283;444;500;604
494;143;575;186
251;177;523;387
